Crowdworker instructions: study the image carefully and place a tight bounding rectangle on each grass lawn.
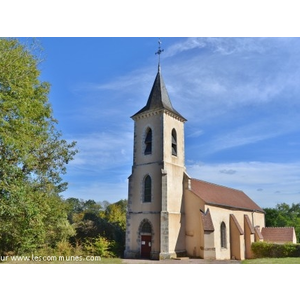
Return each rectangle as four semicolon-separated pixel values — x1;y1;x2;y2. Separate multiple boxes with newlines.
242;257;300;264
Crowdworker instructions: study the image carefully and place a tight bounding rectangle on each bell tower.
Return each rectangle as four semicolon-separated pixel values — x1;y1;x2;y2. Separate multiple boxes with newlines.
124;43;187;259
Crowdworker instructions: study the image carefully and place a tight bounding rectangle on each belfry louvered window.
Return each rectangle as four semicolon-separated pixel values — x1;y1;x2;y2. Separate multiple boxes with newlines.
144;175;151;203
171;129;177;156
144;128;152;155
221;222;227;248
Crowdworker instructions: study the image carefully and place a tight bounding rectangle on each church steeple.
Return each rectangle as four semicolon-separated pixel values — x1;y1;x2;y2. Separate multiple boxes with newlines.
125;40;187;260
132;39;186;121
132;68;186;121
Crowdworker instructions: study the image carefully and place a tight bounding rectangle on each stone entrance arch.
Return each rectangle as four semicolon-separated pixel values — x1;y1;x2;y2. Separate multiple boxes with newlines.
139;219;153;259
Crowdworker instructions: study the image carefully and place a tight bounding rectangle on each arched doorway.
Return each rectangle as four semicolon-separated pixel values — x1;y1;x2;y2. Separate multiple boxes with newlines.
140;220;152;259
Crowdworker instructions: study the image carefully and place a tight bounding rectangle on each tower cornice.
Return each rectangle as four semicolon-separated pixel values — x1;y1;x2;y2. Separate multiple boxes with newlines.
131;107;186;123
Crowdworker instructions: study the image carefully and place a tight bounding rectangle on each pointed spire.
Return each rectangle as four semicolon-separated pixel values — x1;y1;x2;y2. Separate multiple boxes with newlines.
131;39;186;121
145;68;173;111
132;68;186;121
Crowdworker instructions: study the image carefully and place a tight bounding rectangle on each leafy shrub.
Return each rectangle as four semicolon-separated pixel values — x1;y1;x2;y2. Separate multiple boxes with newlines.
252;242;300;258
83;236;114;258
56;240;74;257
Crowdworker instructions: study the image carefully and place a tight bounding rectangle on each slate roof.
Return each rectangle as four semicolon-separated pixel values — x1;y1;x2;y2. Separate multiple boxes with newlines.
190;178;265;213
131;68;186;121
261;227;295;243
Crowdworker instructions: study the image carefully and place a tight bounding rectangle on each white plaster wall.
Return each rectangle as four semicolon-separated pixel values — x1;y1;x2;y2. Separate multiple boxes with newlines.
133;112;163;165
162;112;186;253
207;205;265;260
130;165;162;212
184;190;205;257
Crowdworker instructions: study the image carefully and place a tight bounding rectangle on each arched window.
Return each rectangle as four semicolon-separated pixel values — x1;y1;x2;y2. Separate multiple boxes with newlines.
221;222;227;248
171;129;177;156
144;128;152;155
144;175;151;203
141;221;152;233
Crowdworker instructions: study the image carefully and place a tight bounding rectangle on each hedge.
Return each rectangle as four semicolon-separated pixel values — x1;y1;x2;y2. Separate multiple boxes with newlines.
251;242;300;258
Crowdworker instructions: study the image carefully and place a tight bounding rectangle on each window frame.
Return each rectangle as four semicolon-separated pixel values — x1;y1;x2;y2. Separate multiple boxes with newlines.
141;222;152;233
143;175;152;203
171;128;177;156
220;222;227;248
144;127;152;155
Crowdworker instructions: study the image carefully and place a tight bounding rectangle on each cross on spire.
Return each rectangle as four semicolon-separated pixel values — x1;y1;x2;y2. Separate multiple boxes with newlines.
155;38;164;70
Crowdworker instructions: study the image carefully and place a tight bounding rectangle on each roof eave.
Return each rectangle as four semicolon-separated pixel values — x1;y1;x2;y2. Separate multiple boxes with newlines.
205;201;265;213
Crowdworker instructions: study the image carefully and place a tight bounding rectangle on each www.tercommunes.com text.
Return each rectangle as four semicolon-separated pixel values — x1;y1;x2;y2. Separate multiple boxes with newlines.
0;254;101;262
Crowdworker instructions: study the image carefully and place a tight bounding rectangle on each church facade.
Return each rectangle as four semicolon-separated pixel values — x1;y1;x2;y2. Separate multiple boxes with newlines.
124;65;267;260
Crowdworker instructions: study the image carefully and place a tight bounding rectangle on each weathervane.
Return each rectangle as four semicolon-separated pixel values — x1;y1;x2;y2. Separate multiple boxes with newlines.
155;38;164;69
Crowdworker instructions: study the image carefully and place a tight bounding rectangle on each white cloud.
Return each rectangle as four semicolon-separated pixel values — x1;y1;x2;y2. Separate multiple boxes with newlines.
202;122;282;154
62;130;133;202
219;169;236;175
69;131;133;171
186;161;300;207
93;70;152;93
186;102;300;155
187;129;204;138
161;38;300;123
165;37;269;58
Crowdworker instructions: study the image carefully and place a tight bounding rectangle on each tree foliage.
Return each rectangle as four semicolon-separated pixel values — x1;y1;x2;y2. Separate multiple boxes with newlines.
0;38;77;254
104;199;127;230
65;198;127;257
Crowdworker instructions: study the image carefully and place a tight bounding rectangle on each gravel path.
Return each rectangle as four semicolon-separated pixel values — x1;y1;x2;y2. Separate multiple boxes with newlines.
122;258;241;264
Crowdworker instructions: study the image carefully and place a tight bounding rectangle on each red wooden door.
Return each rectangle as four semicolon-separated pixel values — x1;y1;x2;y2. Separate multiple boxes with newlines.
141;235;151;259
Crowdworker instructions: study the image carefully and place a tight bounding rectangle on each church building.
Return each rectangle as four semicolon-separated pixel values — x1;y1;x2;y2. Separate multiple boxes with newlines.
124;57;293;260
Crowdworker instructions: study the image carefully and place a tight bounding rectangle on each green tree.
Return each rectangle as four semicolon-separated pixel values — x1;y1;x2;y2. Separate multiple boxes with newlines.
65;197;84;223
104;199;127;256
105;199;127;230
67;198;128;257
82;199;103;214
0;38;77;254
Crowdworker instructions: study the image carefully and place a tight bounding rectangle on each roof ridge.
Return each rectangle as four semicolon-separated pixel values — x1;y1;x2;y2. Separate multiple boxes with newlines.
263;227;294;229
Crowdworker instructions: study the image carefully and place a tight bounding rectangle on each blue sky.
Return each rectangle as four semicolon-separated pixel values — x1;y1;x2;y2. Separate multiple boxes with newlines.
20;37;300;208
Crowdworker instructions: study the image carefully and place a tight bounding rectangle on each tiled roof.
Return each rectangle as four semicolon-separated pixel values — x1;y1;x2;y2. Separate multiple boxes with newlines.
261;227;295;243
131;68;186;121
200;209;214;232
190;178;264;213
